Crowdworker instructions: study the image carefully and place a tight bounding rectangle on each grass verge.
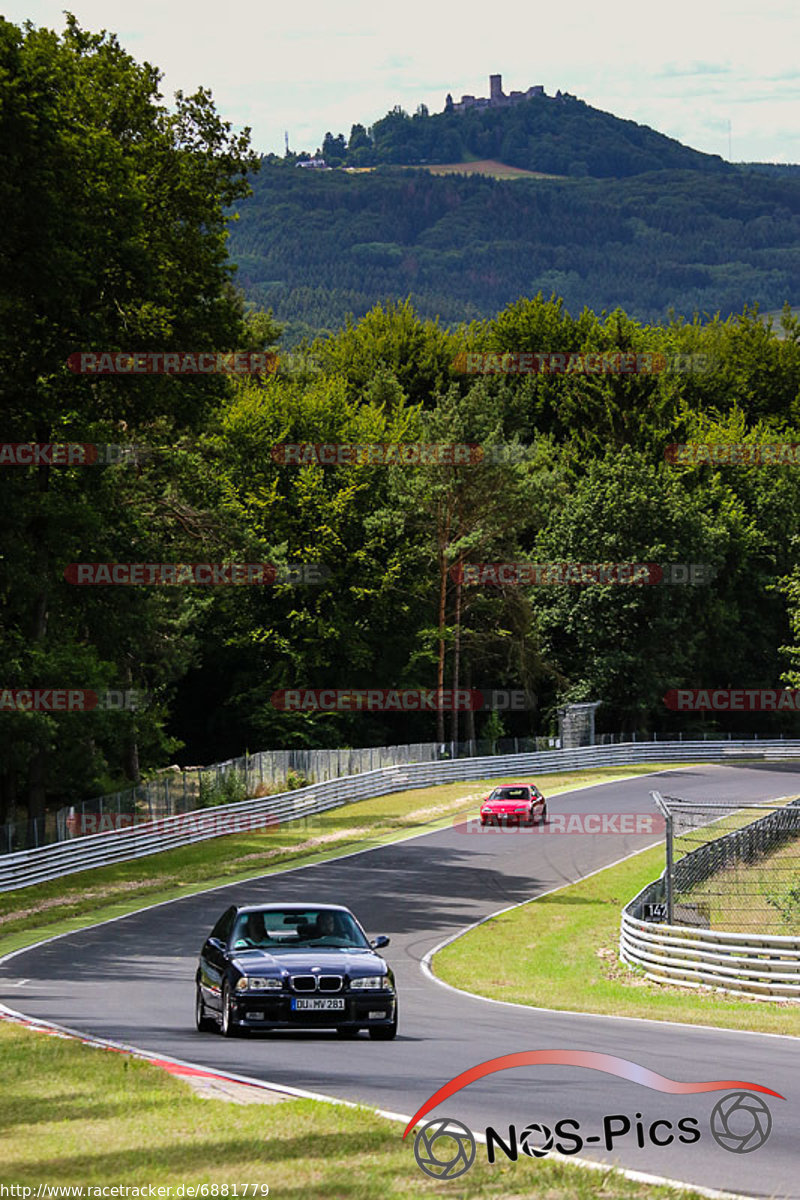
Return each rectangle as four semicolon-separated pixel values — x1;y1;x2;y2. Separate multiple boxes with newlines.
0;1020;711;1198
434;842;800;1037
0;764;677;960
674;803;800;934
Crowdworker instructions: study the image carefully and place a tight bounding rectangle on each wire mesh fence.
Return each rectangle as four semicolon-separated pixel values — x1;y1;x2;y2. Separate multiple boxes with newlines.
2;730;793;855
1;735;563;854
654;792;800;934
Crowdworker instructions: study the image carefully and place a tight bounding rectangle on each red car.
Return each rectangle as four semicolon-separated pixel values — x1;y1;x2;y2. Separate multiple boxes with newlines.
479;782;548;826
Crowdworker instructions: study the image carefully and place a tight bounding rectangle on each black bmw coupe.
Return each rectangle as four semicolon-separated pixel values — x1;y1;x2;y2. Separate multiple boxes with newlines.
195;902;397;1039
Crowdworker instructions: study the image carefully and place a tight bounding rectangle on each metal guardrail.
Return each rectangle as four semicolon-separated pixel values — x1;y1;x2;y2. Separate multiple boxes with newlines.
2;735;566;854
3;738;800;893
620;911;800;999
621;791;800;999
3;730;781;855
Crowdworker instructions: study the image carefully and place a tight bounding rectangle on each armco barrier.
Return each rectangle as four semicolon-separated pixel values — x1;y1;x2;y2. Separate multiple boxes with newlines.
620;794;800;999
620;910;800;999
3;739;800;893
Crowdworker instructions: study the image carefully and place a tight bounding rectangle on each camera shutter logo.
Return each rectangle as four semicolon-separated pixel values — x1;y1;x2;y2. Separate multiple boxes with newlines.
414;1117;476;1179
519;1122;555;1157
710;1092;773;1154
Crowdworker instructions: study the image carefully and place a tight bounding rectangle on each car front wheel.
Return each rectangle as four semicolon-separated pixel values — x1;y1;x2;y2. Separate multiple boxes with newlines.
220;981;243;1037
369;1009;397;1040
195;983;217;1033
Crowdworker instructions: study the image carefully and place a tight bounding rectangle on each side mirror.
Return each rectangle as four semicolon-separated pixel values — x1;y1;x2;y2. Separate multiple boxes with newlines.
207;937;227;954
370;934;390;949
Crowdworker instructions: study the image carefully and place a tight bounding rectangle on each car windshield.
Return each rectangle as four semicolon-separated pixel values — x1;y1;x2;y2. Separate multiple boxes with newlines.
489;787;529;800
230;909;370;951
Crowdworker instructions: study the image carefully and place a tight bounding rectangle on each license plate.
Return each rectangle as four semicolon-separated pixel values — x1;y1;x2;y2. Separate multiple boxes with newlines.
292;997;345;1011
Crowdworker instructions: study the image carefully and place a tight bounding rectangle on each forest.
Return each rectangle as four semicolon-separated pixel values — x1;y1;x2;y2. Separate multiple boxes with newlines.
230;164;800;342
2;15;800;841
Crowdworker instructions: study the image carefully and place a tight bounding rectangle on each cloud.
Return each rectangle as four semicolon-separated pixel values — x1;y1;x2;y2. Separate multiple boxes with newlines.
657;62;733;78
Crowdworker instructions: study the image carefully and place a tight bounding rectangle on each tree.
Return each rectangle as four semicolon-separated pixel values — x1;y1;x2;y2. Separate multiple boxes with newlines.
0;14;259;839
322;132;347;164
528;449;771;732
314;300;456;408
387;384;556;742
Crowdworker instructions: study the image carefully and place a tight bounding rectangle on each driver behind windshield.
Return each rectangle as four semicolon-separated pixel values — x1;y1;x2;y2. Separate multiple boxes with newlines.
240;912;267;946
313;912;338;938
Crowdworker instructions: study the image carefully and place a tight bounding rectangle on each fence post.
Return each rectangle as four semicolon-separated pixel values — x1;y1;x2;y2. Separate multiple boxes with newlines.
651;791;673;924
664;810;673;924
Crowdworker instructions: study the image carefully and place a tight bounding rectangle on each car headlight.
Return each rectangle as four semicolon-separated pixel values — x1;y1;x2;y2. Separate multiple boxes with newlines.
235;976;283;992
350;975;391;990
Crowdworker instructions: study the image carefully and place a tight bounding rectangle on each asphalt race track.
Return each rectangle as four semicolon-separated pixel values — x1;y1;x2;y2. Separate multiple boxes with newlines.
2;765;799;1198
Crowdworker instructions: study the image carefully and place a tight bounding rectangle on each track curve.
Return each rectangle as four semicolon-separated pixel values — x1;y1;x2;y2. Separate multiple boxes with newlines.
2;765;799;1198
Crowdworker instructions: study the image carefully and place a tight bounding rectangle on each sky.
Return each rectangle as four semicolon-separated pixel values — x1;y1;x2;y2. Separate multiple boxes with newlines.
5;0;800;164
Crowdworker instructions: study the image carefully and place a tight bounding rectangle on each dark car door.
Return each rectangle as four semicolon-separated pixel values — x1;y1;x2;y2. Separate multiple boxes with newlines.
199;905;237;1013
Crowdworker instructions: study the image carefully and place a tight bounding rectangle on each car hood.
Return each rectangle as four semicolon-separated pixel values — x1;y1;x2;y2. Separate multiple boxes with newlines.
230;947;386;975
482;799;530;811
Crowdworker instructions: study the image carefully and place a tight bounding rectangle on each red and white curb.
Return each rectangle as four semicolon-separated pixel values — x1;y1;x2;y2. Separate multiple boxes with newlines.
1;1000;749;1198
0;1002;335;1106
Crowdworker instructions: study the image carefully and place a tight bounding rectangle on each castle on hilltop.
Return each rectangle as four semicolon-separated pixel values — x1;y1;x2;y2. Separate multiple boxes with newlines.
446;74;561;114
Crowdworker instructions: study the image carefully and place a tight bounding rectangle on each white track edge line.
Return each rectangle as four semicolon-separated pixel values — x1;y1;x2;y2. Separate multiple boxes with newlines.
420;834;800;1042
1;764;791;1200
0;764;686;968
0;1001;753;1200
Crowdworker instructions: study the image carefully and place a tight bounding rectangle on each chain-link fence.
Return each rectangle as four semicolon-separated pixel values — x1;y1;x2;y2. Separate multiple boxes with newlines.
3;730;792;854
1;735;564;854
653;792;800;934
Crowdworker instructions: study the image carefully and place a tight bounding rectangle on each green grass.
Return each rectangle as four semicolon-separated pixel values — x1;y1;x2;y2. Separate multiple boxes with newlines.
0;762;781;1192
0;764;678;960
0;1021;711;1198
434;843;800;1037
677;828;800;934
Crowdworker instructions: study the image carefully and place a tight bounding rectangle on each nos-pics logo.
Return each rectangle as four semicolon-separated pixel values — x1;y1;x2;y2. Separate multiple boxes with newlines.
405;1051;784;1180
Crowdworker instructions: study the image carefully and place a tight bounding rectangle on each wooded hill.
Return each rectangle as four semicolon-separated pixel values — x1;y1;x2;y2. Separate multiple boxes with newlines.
310;90;733;178
229;164;800;342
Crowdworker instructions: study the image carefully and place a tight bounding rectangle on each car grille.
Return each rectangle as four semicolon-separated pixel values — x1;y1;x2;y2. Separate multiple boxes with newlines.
290;974;343;993
318;975;343;993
